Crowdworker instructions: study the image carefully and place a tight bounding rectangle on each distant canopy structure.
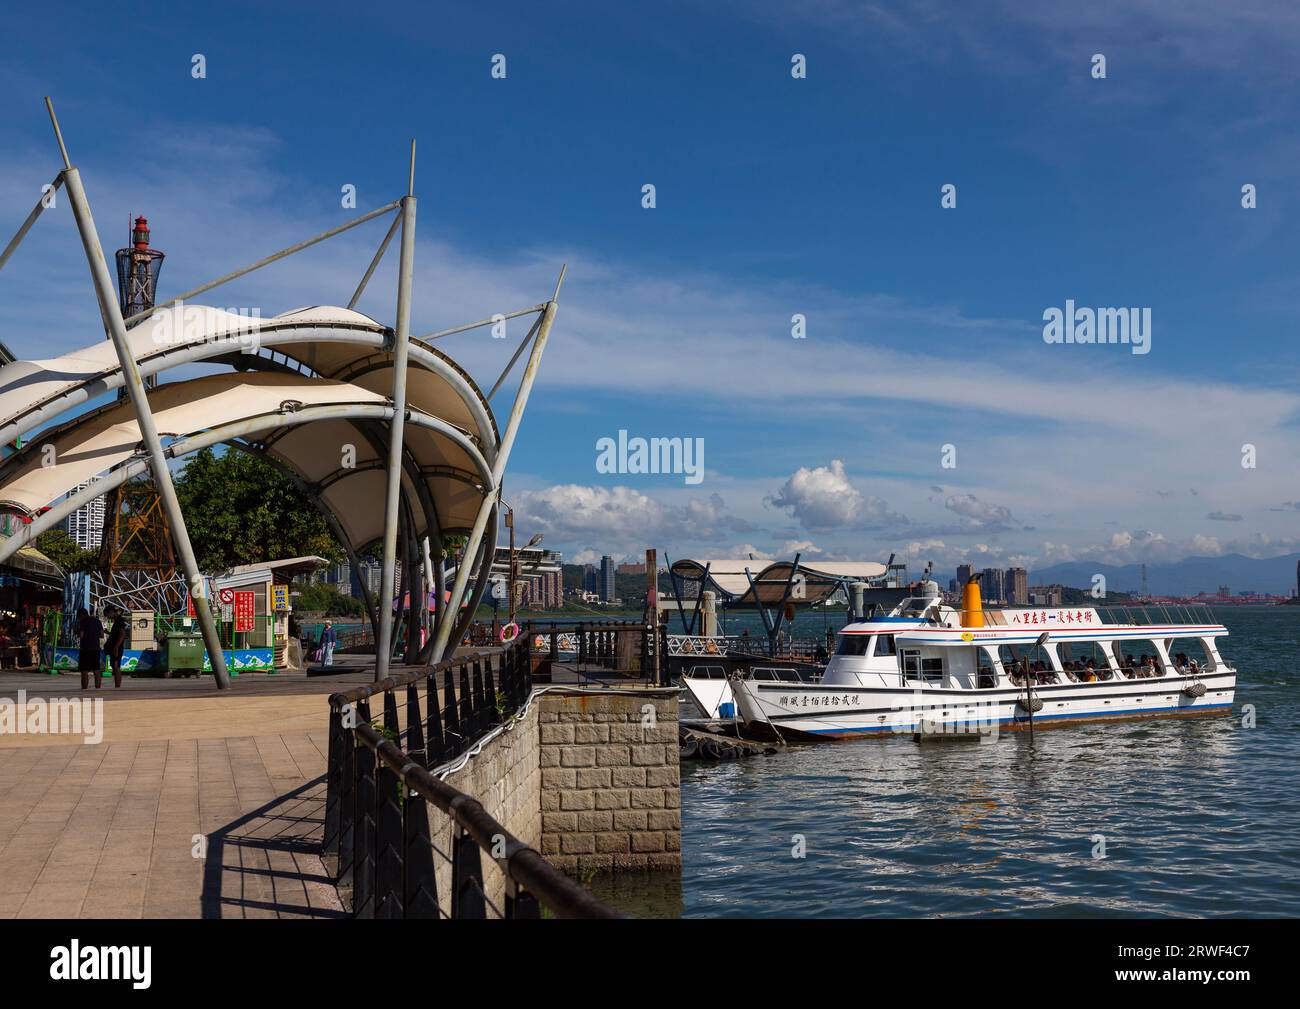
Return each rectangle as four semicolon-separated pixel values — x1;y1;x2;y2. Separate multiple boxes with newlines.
0;100;564;688
668;557;892;608
666;556;904;654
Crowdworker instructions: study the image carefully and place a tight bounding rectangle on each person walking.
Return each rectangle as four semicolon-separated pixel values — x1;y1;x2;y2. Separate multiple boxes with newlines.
105;607;128;688
321;620;337;667
76;607;104;690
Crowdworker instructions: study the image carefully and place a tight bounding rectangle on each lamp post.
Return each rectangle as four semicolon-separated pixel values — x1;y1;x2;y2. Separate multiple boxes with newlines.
500;502;542;634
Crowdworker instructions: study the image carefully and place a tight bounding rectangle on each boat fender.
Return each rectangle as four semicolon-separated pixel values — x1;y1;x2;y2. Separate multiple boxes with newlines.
1182;681;1207;698
1019;694;1044;713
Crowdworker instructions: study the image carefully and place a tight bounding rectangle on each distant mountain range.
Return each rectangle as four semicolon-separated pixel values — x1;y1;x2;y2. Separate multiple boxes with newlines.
1026;553;1300;597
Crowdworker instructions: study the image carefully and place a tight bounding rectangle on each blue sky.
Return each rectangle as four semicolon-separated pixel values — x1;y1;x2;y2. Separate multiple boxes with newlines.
2;0;1299;574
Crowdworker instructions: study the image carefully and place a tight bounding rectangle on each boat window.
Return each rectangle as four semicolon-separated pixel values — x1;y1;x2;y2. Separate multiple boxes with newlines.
998;642;1058;683
874;634;897;657
1166;637;1214;674
1112;639;1166;679
901;649;943;684
1057;641;1115;681
976;648;997;689
835;634;871;657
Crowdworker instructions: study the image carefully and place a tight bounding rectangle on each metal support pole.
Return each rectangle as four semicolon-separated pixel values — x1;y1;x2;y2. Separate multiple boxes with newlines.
0;174;64;275
430;290;560;663
348;212;402;310
49;100;232;689
375;142;417;682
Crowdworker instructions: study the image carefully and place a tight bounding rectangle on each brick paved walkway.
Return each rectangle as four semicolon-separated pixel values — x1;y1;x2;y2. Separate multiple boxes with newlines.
0;731;342;918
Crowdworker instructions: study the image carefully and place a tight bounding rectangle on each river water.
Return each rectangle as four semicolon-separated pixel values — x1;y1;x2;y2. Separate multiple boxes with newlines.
593;605;1299;917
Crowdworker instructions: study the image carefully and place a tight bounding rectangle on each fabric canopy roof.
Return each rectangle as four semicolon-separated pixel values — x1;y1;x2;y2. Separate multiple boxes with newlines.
0;305;498;459
670;558;888;607
0;372;491;549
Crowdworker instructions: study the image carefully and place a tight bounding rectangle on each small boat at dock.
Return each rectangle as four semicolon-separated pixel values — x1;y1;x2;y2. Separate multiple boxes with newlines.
726;580;1236;740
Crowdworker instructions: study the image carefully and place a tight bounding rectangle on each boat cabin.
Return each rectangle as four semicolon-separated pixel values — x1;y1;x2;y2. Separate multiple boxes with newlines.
824;594;1229;691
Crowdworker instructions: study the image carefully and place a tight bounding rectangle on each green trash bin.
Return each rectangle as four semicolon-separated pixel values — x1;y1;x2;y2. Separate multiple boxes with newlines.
164;632;205;678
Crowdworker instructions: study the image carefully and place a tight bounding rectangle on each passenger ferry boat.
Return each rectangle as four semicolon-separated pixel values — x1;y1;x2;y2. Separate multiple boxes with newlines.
715;581;1235;739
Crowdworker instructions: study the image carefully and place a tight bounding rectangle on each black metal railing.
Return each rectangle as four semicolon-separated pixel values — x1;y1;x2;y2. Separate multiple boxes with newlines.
525;619;666;686
322;635;619;919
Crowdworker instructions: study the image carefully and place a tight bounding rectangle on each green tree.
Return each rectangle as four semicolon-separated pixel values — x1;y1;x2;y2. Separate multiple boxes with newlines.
174;448;343;571
34;528;98;573
292;581;365;617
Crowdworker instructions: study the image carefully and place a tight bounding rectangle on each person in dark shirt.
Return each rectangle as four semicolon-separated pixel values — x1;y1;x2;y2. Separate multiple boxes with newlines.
321;620;337;667
77;607;104;690
105;607;129;689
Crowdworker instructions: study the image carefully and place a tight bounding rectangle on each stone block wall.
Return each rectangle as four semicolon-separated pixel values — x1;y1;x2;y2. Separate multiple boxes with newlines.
430;701;540;914
538;691;680;872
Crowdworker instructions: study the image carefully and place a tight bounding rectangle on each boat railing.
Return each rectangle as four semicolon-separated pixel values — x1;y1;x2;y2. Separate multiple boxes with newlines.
1094;602;1219;627
970;603;1219;629
747;665;823;684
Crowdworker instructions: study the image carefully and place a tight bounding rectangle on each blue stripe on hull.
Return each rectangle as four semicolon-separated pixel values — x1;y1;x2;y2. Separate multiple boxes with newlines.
798;701;1234;736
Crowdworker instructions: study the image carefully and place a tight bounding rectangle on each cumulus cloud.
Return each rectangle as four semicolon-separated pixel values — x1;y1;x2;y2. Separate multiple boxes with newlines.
766;459;906;530
944;493;1014;529
780;539;824;556
512;485;750;557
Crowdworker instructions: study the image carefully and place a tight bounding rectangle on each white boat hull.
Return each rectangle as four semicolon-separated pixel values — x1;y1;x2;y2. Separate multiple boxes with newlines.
731;671;1235;739
680;671;735;719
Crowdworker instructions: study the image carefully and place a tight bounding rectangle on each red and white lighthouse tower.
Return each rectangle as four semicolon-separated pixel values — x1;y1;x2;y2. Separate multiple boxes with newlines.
114;215;165;323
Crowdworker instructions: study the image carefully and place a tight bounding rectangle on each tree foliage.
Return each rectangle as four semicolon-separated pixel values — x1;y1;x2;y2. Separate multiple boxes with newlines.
34;528;98;573
292;580;365;617
173;448;343;572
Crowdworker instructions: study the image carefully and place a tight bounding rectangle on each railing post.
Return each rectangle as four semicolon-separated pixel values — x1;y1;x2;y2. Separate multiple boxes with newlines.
484;660;498;727
374;757;404;918
458;664;474;742
323;704;344;861
383;691;400;742
443;665;461;758
337;702;358;894
450;825;487;919
506;879;541;920
353;731;377;918
472;659;486;738
425;673;445;764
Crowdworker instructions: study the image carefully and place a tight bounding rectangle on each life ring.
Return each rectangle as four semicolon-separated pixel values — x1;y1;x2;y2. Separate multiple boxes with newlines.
499;622;519;644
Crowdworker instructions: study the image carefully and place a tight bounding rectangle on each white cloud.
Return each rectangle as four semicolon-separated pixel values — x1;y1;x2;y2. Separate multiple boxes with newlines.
766;459;906;531
512;485;749;557
944;493;1014;529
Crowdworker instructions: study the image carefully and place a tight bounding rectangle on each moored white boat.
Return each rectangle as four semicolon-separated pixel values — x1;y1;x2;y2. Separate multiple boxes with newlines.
729;581;1235;740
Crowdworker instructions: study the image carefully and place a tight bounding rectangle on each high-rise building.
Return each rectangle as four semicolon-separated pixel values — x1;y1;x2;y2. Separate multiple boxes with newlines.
63;479;106;551
325;560;353;596
980;567;1006;604
521;569;564;609
1006;567;1028;606
956;563;974;589
582;564;598;593
600;555;616;602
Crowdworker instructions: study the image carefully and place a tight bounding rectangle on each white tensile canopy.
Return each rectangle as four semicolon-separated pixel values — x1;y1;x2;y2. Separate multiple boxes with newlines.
0;370;492;550
670;558;888;607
